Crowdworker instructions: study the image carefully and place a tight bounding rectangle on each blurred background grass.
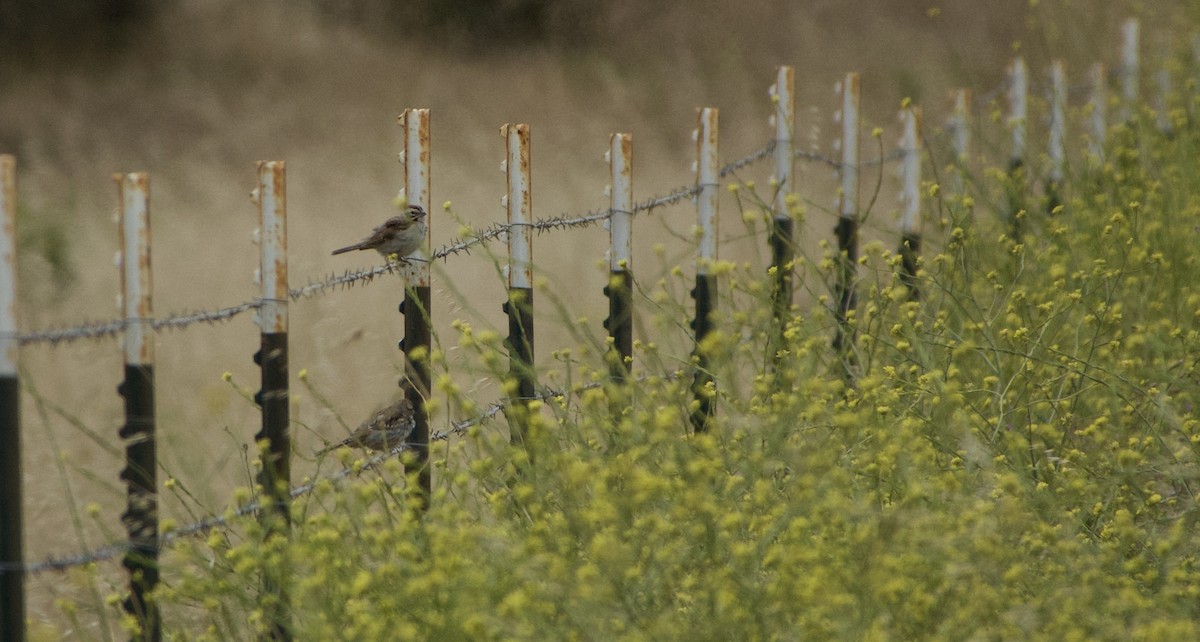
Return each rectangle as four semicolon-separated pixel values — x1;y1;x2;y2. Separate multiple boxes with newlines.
0;0;1184;634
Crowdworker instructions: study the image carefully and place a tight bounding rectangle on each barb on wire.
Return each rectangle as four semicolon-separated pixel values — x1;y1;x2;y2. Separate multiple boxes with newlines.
288;263;399;300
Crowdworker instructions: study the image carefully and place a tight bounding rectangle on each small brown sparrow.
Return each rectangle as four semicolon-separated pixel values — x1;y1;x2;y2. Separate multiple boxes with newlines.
331;205;427;260
317;384;419;455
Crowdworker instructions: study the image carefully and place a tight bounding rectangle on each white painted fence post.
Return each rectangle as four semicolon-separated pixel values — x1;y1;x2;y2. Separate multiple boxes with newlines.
771;66;795;217
1088;62;1108;164
1048;60;1068;197
949;89;971;197
1121;17;1140;122
1009;57;1028;167
899;106;922;238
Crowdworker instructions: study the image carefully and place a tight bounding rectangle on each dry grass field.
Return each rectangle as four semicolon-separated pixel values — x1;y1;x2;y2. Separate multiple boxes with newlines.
1;0;1183;636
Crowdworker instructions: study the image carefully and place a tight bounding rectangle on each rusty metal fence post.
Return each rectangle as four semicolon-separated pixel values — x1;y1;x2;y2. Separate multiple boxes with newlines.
769;67;795;371
604;132;633;381
399;108;433;506
833;73;860;373
0;155;24;642
502;124;535;445
898;105;923;300
252;161;291;642
115;172;160;642
690;108;718;433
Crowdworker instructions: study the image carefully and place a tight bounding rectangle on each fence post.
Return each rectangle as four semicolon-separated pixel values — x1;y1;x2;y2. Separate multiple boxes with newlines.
769;66;795;370
399;108;432;506
502;124;535;445
1088;62;1108;166
252;160;290;642
114;172;160;642
1007;57;1028;239
897;105;922;300
1155;50;1173;135
0;155;24;642
690;107;718;433
832;73;860;374
1120;17;1140;123
949;89;971;198
1048;59;1067;212
604;132;633;381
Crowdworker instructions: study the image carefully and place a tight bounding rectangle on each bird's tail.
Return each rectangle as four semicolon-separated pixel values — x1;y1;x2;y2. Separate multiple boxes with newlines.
330;244;361;256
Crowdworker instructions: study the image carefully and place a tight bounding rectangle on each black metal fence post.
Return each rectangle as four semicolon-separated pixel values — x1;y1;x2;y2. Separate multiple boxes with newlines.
252;161;291;642
691;108;719;433
690;274;717;432
0;155;25;642
115;172;160;642
399;108;434;507
502;124;536;445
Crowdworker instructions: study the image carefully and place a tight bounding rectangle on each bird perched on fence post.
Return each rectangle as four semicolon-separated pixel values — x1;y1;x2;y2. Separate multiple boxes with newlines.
331;203;427;262
317;380;419;455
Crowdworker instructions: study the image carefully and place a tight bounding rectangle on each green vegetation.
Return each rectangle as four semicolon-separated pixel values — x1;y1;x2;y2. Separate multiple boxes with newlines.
15;1;1200;639
116;99;1200;640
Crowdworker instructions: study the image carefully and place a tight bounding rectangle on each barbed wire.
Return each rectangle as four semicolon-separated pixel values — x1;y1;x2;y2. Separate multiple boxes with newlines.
14;141;920;347
1;376;625;575
13;143;782;346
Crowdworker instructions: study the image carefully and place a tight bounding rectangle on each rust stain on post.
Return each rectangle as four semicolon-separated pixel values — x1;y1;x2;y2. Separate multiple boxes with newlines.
402;108;431;287
609;132;632;272
695;107;718;273
115;173;153;365
0;156;16;375
504;123;532;289
257;161;287;334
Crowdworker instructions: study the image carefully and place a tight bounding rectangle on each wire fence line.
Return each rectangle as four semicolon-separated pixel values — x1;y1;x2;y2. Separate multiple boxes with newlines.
1;375;621;575
13;143;915;348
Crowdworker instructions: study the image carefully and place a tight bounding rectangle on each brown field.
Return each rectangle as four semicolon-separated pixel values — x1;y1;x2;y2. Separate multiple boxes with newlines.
1;0;1176;635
